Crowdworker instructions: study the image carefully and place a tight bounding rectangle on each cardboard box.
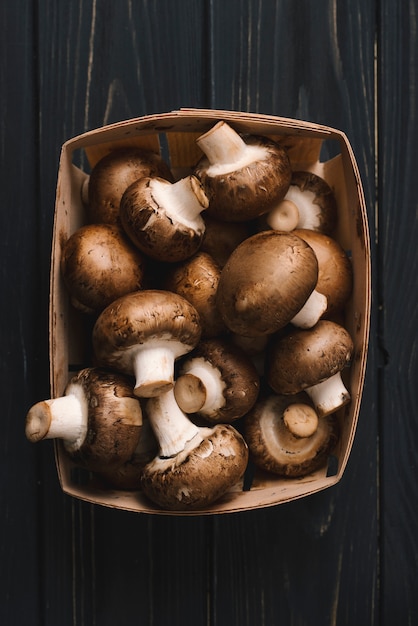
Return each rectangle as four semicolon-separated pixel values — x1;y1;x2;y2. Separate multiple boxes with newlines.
50;109;371;515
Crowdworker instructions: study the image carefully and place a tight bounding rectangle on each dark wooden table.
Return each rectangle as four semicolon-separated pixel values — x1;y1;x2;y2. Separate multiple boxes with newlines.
1;1;416;624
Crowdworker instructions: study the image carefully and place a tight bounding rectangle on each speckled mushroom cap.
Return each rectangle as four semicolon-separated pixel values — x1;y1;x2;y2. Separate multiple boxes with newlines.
176;337;260;423
267;320;354;395
140;423;249;511
120;175;207;263
87;147;174;225
293;229;353;317
60;223;146;315
244;393;338;478
284;171;338;235
194;126;292;222
62;368;142;471
216;230;319;337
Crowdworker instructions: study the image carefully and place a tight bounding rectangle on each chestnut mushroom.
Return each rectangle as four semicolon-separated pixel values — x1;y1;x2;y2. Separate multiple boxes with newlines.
174;338;260;423
267;320;354;417
92;289;201;398
60;223;146;315
25;368;142;471
200;215;251;267
244;392;338;477
164;251;225;338
194;121;292;222
140;388;249;510
120;175;208;263
87;147;174;225
267;171;338;235
216;230;327;337
293;228;353;318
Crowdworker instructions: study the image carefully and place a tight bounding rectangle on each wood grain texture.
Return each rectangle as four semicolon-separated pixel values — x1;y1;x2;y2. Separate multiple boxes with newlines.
2;0;416;624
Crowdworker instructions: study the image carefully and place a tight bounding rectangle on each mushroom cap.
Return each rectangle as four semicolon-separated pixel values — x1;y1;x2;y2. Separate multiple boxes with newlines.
200;215;251;267
140;424;249;510
244;393;338;477
60;223;146;314
164;251;225;338
267;320;354;395
92;289;202;373
176;337;260;423
216;230;319;336
64;368;143;471
284;171;338;235
194;134;291;222
87;147;174;224
120;176;206;263
293;229;353;317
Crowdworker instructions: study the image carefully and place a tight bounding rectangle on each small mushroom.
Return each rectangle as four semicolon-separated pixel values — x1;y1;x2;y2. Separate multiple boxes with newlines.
293;228;353;317
87;147;174;225
60;223;146;315
140;388;249;510
267;320;354;417
25;368;143;471
244;392;338;477
216;230;327;337
200;215;251;267
194;121;292;222
120;175;208;263
164;251;225;338
92;289;201;398
267;171;338;235
174;338;260;423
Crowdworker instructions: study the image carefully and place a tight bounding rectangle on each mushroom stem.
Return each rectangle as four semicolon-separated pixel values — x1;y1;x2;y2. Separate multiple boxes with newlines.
174;359;226;414
196;121;267;173
283;403;319;438
305;372;351;417
25;392;87;448
146;388;204;458
291;289;328;329
151;175;208;226
131;340;183;398
267;199;300;232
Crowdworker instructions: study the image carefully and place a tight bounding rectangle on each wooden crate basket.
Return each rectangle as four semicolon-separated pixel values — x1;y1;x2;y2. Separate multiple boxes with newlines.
50;109;371;515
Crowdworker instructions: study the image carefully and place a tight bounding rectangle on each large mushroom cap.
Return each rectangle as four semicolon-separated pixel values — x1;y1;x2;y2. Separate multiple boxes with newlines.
87;147;174;224
244;393;338;477
216;230;319;336
140;423;249;510
60;223;146;314
267;320;354;395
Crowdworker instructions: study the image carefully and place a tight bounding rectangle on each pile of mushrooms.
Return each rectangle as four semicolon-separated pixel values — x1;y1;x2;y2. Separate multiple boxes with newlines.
25;120;355;511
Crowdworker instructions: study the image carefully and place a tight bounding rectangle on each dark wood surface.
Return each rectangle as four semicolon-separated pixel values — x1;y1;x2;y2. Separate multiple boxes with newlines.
1;1;416;624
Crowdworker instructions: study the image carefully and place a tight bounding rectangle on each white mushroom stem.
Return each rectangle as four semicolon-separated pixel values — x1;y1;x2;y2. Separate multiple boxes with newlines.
130;339;188;398
305;372;351;417
146;388;206;458
151;175;208;228
283;403;319;438
291;289;328;329
25;384;88;452
174;358;226;414
284;186;322;230
196;121;268;175
266;199;300;232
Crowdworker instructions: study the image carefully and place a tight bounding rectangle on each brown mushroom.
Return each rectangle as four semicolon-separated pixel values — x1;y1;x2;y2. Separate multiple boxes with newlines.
120;175;208;263
267;171;338;235
194;121;291;222
174;338;260;423
244;392;338;477
25;368;142;471
140;388;249;510
267;320;354;417
92;289;201;398
293;228;353;317
200;215;251;267
60;223;146;315
87;147;174;224
164;251;225;338
216;230;327;337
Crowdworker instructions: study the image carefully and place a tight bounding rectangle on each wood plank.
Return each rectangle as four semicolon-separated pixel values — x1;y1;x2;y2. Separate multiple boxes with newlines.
378;1;418;623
